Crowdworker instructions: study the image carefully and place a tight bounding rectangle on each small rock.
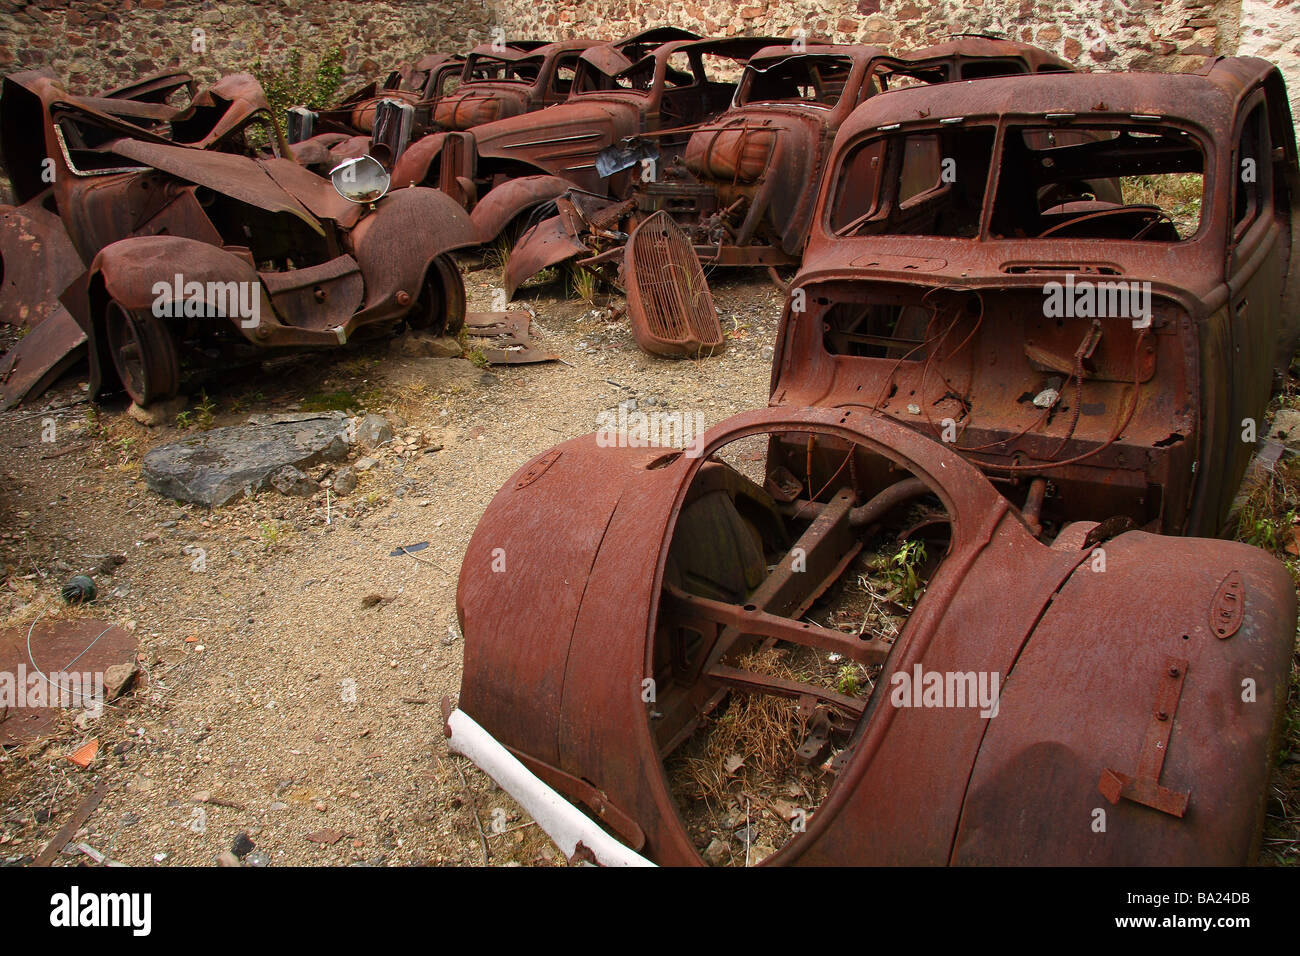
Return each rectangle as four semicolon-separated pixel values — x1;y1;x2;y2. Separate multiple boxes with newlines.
103;663;137;700
216;851;241;867
332;466;358;496
231;832;255;858
353;458;377;473
128;396;187;427
355;414;394;450
702;838;729;866
246;850;270;867
1269;408;1300;446
269;465;320;498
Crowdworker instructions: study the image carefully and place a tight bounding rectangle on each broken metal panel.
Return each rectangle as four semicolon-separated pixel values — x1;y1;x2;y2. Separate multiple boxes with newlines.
0;619;137;745
624;211;724;356
0;197;83;328
502;210;590;299
464;311;558;364
0;305;86;410
469;174;573;243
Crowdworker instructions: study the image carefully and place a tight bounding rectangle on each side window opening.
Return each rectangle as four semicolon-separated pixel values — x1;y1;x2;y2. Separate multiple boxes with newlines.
1233;102;1269;239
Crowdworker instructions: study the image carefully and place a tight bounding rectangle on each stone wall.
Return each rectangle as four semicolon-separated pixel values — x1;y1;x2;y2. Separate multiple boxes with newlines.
0;0;496;91
0;0;1296;119
492;0;1300;117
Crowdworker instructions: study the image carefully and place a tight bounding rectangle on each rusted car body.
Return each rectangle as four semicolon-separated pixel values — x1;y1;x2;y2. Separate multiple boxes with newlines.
392;30;784;209
772;56;1300;537
433;40;599;130
289;52;465;142
0;71;476;406
450;57;1300;866
286;53;466;172
453;404;1296;865
495;38;1073;295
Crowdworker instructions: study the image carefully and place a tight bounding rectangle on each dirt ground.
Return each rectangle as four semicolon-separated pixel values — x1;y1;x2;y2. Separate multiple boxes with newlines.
2;258;1297;868
0;261;784;867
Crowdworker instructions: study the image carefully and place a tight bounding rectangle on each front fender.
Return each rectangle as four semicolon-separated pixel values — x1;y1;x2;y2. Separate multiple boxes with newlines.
470;175;573;244
61;235;277;396
391;131;450;189
348;186;477;320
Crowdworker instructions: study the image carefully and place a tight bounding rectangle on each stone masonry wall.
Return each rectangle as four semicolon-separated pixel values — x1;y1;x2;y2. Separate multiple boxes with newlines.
494;0;1300;117
0;0;497;91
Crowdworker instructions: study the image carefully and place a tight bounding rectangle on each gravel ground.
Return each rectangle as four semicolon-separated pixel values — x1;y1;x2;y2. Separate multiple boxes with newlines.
0;262;786;867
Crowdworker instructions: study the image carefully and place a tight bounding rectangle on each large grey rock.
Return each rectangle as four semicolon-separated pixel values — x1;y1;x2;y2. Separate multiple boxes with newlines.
142;413;350;507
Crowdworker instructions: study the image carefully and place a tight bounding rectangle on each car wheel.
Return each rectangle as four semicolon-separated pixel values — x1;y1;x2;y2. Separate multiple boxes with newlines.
407;254;466;337
104;300;180;406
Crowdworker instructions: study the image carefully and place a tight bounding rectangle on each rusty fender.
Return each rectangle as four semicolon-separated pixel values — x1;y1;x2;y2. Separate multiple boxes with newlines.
456;404;1297;865
391;131;452;189
347;186;478;324
470;174;573;244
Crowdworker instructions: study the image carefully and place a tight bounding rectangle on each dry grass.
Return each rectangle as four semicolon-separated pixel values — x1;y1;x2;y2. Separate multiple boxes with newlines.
1233;394;1300;864
1120;172;1203;237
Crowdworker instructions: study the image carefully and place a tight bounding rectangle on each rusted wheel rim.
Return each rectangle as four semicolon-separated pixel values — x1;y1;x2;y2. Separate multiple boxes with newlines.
104;301;179;406
408;253;466;336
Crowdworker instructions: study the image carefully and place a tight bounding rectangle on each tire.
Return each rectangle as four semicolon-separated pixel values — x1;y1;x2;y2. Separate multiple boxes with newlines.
406;254;466;337
104;300;180;406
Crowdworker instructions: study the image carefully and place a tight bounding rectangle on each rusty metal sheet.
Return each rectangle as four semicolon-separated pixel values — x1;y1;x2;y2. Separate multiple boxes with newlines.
107;138;322;231
624;211;724;357
0;198;83;328
464;310;558;364
0;306;86;410
0;619;138;745
503;212;589;299
469;174;572;243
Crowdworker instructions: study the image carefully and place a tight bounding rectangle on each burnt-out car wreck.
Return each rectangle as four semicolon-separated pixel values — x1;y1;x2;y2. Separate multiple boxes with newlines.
447;57;1300;866
0;71;476;407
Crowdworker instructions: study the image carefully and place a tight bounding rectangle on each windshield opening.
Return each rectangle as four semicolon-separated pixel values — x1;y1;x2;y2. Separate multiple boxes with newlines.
740;56;855;107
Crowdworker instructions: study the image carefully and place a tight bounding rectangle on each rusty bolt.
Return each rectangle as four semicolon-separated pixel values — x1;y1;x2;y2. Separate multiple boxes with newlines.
396;290;411;306
1168;666;1180;677
1156;711;1168;721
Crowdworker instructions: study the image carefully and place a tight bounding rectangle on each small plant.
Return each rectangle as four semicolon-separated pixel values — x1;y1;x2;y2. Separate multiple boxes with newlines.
485;235;513;271
84;406;107;440
836;664;862;697
880;539;928;607
194;390;216;430
253;48;345;120
567;264;599;303
175;409;193;429
467;347;489;369
259;521;285;550
302;389;357;412
115;436;136;463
